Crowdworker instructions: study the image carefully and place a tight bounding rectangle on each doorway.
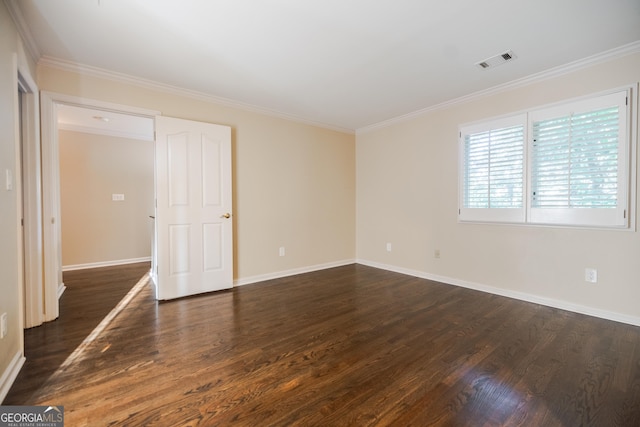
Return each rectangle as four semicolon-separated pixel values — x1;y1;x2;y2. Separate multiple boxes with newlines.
36;92;234;321
38;93;160;325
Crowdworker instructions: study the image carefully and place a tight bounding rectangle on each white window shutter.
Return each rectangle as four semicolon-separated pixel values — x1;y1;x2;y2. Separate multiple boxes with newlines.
529;91;629;227
459;114;526;223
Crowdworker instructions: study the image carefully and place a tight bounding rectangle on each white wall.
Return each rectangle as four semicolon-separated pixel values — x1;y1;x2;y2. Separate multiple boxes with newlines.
357;52;640;324
59;130;154;268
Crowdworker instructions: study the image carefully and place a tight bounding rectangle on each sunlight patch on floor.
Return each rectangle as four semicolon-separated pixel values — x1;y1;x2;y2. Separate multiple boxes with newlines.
51;274;150;374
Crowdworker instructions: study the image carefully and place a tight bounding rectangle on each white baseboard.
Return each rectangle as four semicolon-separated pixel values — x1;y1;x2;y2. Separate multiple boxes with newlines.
357;259;640;327
234;259;356;287
0;351;25;404
62;257;152;272
149;270;158;299
57;282;66;299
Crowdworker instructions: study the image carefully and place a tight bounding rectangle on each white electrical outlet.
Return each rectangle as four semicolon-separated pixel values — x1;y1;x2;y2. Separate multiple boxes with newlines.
112;193;125;201
0;313;7;339
585;268;598;283
279;247;285;257
386;243;392;252
434;249;441;259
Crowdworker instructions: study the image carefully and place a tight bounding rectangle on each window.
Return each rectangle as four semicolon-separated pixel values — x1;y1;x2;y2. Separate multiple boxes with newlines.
459;89;632;228
460;114;526;223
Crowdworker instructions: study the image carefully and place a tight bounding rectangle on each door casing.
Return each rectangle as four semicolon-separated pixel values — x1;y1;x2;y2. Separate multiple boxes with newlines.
17;61;42;329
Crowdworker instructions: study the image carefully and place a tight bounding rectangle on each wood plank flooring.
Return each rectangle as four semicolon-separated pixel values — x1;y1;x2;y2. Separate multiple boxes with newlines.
5;263;640;426
4;262;151;404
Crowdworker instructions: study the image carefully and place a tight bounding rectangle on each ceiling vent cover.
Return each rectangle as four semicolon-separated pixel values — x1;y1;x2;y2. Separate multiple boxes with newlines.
475;50;517;69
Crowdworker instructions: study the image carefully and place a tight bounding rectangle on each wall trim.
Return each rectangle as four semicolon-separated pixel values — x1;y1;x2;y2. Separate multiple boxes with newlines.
3;0;41;63
42;91;161;118
18;54;44;329
38;56;355;135
234;259;356;287
63;257;152;272
356;259;640;327
356;40;640;135
0;351;25;403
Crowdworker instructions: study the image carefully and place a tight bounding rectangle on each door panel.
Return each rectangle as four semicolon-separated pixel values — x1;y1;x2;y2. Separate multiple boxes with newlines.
203;223;223;271
202;135;223;206
167;133;189;206
155;116;232;300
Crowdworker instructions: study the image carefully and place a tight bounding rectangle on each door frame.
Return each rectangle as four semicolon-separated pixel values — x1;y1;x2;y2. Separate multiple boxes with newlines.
39;92;159;323
17;61;43;328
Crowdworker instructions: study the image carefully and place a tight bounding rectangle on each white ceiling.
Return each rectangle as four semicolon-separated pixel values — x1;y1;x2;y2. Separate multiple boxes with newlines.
57;104;154;141
11;0;640;132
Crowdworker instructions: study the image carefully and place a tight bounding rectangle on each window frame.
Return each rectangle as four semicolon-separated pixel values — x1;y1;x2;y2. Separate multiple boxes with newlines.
458;113;527;224
458;86;635;229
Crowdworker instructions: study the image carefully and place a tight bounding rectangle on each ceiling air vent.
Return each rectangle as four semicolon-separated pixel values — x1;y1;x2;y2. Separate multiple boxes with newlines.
475;50;517;69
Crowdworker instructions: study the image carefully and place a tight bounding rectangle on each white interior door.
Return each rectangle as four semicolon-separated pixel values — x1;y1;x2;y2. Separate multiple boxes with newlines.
155;116;233;300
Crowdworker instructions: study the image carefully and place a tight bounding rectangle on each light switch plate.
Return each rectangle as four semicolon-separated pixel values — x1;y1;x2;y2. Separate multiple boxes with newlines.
0;312;7;339
5;169;13;191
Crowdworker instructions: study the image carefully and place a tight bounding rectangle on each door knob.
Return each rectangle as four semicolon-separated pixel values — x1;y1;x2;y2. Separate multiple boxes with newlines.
221;213;231;219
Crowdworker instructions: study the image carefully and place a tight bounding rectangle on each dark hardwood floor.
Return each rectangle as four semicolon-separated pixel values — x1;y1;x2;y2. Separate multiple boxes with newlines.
4;263;640;426
4;262;151;404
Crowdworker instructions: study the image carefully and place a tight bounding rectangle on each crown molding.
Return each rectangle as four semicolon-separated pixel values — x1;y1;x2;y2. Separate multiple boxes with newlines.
4;0;41;64
38;56;355;135
357;40;640;135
